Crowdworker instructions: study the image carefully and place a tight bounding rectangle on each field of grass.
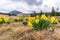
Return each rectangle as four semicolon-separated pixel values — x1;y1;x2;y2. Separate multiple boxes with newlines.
0;15;60;40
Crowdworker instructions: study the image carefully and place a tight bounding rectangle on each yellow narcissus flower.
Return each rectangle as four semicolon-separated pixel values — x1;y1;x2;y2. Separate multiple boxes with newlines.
1;16;10;22
28;17;31;20
3;17;9;22
35;19;39;24
50;17;55;23
35;15;39;19
4;17;9;22
28;22;32;26
14;18;20;20
0;18;2;22
28;17;33;22
13;17;20;21
41;14;47;20
16;18;20;20
31;17;35;21
55;19;59;23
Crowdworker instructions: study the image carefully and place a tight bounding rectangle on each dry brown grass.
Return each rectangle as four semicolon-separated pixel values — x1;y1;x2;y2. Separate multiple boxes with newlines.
0;22;59;40
0;15;60;40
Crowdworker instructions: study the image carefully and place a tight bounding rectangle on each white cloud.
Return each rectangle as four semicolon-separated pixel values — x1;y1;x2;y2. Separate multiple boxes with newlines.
37;0;41;2
40;0;60;12
0;0;30;13
0;0;60;13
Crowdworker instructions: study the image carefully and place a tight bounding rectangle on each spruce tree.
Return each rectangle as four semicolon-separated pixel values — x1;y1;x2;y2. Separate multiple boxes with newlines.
51;7;55;16
40;10;43;16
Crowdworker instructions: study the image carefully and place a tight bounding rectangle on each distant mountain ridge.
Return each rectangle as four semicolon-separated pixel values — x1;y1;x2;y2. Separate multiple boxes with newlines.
9;10;22;14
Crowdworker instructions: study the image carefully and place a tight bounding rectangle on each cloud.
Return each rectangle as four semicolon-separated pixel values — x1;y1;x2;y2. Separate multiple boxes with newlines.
12;0;43;5
0;0;60;13
0;0;42;13
0;0;28;13
40;0;60;12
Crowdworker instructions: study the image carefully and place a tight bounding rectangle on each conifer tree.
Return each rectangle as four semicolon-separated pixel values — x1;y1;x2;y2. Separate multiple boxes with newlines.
40;10;43;16
51;7;55;16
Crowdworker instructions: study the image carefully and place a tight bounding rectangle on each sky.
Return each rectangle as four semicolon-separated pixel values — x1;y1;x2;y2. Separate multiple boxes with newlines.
0;0;60;13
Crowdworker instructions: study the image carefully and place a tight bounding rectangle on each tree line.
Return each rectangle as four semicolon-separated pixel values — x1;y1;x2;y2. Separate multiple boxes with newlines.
31;7;60;17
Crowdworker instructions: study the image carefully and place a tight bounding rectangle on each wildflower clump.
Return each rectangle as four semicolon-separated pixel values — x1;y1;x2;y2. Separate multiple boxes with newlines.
41;14;48;20
0;17;3;24
0;16;11;24
1;16;10;24
50;17;59;24
27;14;59;30
27;17;35;26
12;17;23;22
